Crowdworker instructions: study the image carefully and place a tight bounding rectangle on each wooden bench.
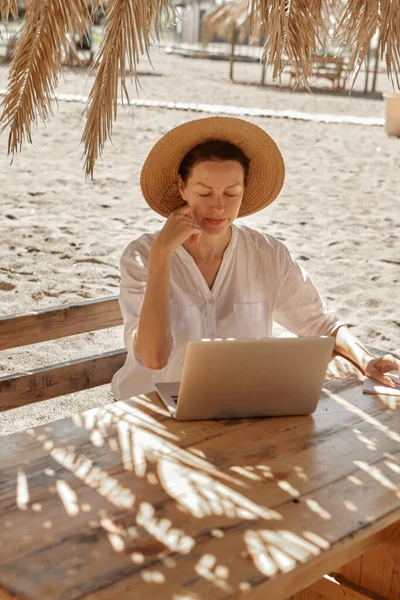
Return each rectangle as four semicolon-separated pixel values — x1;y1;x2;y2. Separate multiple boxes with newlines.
1;295;397;415
0;296;126;412
289;53;346;91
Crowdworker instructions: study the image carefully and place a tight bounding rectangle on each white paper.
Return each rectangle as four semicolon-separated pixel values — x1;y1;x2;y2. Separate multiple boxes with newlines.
363;372;400;396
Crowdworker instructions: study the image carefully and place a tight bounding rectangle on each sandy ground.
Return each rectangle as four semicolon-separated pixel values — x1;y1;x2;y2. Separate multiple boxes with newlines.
0;49;399;435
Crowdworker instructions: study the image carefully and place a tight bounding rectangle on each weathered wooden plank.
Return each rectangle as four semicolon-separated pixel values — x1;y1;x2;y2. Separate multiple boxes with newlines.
0;296;121;351
0;379;386;514
83;518;399;600
0;588;23;600
0;384;399;599
103;400;400;542
0;396;270;479
1;369;399;600
289;588;323;600
0;349;127;410
0;382;395;566
1;454;396;600
0;376;364;474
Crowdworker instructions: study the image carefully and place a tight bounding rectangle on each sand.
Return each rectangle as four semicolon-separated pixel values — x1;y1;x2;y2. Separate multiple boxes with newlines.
0;49;399;435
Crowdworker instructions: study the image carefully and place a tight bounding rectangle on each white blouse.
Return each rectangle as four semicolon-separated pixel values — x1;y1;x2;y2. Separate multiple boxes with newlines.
111;224;343;400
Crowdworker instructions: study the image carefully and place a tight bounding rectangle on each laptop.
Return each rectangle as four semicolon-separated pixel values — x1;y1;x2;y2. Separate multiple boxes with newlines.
155;336;335;420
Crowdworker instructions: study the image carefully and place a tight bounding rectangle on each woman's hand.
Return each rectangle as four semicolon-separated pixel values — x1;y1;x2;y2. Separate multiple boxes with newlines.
364;354;400;388
153;205;201;257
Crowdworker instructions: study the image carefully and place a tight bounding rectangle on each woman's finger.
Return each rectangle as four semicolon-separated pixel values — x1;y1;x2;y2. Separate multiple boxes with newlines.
180;217;201;229
172;205;191;216
369;369;396;388
381;355;400;372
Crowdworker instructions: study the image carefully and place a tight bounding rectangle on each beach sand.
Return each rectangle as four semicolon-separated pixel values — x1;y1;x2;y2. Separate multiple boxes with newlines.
0;50;399;435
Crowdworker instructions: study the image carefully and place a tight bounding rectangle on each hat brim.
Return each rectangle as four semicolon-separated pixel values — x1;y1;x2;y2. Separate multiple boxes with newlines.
140;116;285;218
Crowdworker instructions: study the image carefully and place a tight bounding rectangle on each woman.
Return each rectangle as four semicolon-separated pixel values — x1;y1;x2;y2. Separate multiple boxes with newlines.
111;117;399;401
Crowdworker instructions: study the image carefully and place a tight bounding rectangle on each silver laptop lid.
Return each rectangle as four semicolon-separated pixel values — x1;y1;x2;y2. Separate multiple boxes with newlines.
173;337;335;420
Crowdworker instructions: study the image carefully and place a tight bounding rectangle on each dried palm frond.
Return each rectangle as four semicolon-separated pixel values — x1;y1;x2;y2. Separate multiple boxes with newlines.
0;0;18;23
334;0;379;86
0;0;90;156
82;0;174;178
250;0;332;87
335;0;400;89
1;0;400;174
379;0;400;88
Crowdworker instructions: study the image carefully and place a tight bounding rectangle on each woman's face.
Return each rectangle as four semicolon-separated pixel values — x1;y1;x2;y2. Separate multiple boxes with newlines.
178;160;245;234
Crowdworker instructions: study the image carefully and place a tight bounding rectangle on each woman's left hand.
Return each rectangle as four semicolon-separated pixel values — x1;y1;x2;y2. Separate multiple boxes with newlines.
364;354;400;388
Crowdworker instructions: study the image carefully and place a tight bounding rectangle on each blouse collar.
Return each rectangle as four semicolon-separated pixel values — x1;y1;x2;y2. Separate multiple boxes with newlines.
176;223;238;263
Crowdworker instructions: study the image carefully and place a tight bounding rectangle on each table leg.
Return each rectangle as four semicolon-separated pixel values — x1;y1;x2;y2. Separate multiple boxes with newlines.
288;522;399;600
336;521;400;600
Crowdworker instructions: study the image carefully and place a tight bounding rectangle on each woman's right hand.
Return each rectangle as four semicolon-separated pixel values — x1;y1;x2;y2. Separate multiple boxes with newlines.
153;205;201;257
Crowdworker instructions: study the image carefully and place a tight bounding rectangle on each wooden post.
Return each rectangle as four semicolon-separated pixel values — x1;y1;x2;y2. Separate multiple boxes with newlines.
364;44;371;94
371;36;380;93
371;47;380;92
260;56;267;86
370;27;381;93
229;25;237;81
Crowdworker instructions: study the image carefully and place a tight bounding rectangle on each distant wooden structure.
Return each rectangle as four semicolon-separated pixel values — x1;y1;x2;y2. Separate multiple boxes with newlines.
202;0;266;84
0;33;17;63
289;54;347;92
172;0;215;44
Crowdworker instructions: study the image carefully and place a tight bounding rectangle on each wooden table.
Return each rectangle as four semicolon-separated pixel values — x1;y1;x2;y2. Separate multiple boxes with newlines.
0;367;399;599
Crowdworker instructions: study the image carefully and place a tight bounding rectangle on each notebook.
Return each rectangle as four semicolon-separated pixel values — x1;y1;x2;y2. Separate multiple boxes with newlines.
363;372;400;396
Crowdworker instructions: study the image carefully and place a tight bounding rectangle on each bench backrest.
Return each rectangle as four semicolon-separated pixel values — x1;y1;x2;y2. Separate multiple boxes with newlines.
0;297;126;412
2;297;398;414
311;53;345;70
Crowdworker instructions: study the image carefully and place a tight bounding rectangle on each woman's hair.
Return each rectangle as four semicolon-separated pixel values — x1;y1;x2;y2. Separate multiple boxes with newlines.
178;140;250;185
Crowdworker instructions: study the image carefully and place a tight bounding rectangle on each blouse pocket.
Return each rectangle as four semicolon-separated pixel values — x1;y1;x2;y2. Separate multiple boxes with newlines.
170;301;203;342
233;301;272;339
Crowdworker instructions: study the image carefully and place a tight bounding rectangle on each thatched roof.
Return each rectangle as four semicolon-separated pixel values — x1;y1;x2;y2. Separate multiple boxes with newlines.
1;0;399;177
202;0;265;45
0;0;18;22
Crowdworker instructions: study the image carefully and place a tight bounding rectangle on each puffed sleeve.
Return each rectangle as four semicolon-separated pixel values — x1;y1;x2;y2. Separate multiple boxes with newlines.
273;242;344;337
118;236;176;363
118;241;149;361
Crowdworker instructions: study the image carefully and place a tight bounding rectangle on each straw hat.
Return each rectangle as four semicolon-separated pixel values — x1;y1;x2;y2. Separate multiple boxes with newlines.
140;117;285;218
